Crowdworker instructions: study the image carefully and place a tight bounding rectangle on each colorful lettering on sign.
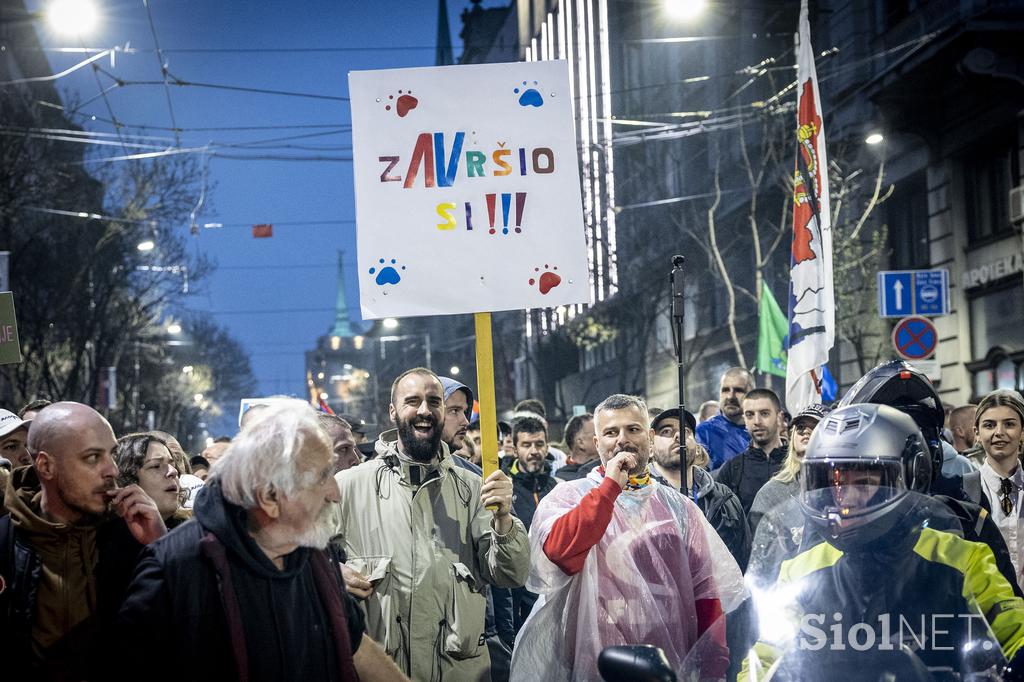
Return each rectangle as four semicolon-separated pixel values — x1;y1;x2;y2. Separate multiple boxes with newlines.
384;134;556;187
484;193;527;235
436;202;457;231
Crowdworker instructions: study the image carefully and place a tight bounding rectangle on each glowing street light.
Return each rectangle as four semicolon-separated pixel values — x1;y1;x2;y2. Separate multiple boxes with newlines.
664;0;706;20
137;239;155;252
450;366;460;376
166;322;182;335
382;317;399;330
46;0;98;36
865;132;884;145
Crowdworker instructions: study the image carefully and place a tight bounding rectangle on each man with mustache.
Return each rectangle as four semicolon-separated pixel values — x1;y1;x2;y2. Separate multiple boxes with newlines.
0;402;166;679
335;368;529;681
117;400;404;682
510;394;745;682
696;367;754;469
714;388;787;515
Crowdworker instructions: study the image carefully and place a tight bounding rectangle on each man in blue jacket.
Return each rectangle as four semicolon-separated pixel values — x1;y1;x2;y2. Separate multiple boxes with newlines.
696;367;753;469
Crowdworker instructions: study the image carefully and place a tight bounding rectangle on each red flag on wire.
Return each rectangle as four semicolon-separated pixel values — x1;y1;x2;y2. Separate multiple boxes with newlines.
318;397;335;415
252;224;273;238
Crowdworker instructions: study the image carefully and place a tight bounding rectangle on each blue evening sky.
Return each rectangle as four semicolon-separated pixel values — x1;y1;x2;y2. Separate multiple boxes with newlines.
25;0;472;417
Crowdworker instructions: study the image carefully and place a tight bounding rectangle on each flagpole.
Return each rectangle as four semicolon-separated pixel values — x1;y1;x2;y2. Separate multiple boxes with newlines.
669;255;686;493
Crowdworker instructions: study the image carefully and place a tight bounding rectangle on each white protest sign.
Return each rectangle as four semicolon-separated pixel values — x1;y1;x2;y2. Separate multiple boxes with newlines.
349;60;590;319
237;397;294;427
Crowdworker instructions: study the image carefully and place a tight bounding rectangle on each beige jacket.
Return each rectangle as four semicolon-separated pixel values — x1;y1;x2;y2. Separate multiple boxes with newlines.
334;430;529;682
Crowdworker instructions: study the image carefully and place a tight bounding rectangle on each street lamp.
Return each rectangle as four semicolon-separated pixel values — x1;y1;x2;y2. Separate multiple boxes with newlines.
664;0;706;20
382;317;399;330
46;0;98;36
865;132;884;145
166;322;182;335
137;239;155;252
450;365;460;376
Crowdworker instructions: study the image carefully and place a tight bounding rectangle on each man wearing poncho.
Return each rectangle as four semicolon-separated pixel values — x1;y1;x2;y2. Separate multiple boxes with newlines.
510;394;747;681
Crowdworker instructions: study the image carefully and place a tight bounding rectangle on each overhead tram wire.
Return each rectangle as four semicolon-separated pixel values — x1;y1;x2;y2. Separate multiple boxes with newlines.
34;102;352;133
17;32;931;129
141;0;180;142
16;32;792;55
85;51;129;154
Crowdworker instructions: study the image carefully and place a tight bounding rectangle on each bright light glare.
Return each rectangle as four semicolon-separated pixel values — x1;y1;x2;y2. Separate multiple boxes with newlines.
665;0;706;20
865;132;884;145
166;323;182;335
450;366;460;376
136;240;155;252
47;0;98;36
382;317;399;330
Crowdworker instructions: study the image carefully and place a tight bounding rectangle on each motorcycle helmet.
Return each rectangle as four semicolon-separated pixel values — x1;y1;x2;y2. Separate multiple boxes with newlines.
801;403;932;551
838;360;944;483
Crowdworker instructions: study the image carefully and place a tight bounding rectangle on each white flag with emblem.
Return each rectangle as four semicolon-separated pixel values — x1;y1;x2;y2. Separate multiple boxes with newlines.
786;0;835;413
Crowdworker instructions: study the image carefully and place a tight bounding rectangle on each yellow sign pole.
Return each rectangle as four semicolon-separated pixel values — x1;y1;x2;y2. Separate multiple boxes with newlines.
474;311;499;480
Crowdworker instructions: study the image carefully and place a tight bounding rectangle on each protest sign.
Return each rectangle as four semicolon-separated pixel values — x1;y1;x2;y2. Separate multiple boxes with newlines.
349;60;590;320
350;60;590;479
0;292;21;365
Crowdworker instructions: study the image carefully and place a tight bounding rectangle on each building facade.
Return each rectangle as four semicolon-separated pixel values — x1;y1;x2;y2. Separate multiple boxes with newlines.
461;0;1023;416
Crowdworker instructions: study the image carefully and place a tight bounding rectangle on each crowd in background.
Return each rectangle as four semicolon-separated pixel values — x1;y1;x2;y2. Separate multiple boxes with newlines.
2;359;1023;681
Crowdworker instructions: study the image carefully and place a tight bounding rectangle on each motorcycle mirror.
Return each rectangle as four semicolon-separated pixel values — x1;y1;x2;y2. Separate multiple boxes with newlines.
597;645;676;682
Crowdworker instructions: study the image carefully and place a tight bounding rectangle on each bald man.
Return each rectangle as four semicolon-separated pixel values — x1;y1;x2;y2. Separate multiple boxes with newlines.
0;402;166;679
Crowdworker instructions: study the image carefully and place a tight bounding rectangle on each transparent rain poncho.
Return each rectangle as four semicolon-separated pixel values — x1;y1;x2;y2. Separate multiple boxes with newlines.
509;470;747;682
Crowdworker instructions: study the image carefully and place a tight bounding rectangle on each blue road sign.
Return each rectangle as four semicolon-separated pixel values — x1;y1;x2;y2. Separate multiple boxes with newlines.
877;269;949;318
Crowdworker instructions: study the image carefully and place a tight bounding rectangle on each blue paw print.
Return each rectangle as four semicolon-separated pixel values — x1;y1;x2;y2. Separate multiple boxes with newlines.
514;81;544;107
369;258;405;286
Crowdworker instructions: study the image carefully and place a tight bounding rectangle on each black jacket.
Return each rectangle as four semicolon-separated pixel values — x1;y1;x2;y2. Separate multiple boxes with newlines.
503;460;558;531
714;444;787;516
0;468;145;681
116;481;364;682
766;500;1024;676
501;460;557;632
692;467;752;571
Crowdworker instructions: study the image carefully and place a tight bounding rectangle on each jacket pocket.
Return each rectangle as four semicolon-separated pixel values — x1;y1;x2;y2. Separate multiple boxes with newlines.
443;562;486;660
348;556;399;656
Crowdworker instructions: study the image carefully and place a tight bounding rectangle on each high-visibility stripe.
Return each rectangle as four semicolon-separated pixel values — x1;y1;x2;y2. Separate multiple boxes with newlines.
777;539;844;584
913;527;1024;659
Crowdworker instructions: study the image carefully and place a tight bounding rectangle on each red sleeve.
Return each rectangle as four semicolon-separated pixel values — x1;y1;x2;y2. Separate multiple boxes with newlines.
695;598;728;677
542;477;621;575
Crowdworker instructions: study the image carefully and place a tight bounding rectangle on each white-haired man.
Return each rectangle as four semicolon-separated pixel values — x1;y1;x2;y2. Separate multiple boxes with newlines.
510;394;745;682
117;400;406;682
335;367;529;681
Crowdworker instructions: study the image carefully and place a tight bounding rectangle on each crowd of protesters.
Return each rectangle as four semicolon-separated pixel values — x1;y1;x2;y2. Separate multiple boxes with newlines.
2;359;1024;681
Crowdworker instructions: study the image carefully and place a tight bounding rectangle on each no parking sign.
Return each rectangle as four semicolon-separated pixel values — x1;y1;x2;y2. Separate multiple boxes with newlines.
891;316;938;361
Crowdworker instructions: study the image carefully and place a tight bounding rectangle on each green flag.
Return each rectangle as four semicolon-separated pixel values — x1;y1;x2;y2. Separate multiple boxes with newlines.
757;285;787;378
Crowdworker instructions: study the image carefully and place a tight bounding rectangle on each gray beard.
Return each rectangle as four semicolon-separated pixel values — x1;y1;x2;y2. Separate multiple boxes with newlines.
294;503;337;550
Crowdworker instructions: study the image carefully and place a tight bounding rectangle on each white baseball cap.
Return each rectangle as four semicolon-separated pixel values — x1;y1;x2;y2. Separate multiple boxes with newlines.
0;409;29;439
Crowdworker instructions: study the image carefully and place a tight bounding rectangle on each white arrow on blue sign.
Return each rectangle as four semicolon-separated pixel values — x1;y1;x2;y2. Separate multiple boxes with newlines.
877;269;949;318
